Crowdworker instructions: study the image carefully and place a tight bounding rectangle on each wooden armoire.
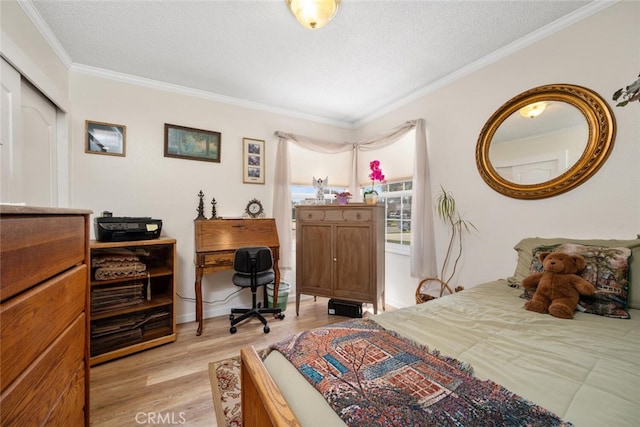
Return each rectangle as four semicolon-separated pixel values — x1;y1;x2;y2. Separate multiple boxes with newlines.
295;204;385;315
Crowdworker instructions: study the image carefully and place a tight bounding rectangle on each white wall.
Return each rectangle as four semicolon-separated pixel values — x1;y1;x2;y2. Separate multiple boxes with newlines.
1;0;73;206
356;1;640;307
68;73;350;323
1;1;69;103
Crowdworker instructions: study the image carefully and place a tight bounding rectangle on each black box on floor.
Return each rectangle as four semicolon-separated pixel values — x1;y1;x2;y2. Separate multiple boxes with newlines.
328;299;363;318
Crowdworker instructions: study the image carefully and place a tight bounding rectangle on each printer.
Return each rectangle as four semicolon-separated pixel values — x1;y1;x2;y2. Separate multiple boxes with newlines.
94;216;163;242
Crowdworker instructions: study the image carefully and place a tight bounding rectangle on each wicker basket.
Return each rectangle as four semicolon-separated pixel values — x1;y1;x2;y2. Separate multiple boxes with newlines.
415;277;453;304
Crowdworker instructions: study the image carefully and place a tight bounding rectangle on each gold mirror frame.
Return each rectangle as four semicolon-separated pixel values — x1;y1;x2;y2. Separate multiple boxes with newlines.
476;84;616;199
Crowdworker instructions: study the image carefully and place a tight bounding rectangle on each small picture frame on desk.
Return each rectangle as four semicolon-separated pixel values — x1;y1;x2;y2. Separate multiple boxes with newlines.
242;137;265;184
85;120;126;156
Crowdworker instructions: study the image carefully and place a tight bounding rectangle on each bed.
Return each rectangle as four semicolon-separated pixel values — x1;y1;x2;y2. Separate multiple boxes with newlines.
240;237;640;426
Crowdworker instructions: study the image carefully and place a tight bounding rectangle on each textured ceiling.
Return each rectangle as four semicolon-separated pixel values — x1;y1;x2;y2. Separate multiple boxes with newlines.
26;0;599;127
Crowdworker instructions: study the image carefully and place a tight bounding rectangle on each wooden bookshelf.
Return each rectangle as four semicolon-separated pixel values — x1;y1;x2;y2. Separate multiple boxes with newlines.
89;237;176;366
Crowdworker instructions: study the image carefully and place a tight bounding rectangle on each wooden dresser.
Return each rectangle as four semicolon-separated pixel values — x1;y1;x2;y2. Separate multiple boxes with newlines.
1;206;91;426
295;204;385;315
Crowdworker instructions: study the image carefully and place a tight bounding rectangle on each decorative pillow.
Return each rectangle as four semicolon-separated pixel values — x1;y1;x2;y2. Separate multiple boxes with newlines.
519;243;632;318
507;237;640;309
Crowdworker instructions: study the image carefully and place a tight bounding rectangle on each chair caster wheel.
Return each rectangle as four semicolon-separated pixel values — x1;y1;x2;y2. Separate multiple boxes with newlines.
263;325;270;333
229;314;234;321
277;313;285;320
230;326;237;334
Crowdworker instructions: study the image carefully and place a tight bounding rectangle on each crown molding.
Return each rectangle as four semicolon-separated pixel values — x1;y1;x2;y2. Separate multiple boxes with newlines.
353;0;618;128
1;30;71;112
18;0;73;68
70;63;352;128
20;0;617;130
18;0;352;128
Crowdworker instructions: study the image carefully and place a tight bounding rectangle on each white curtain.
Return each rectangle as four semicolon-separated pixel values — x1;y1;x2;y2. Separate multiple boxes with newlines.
272;119;436;278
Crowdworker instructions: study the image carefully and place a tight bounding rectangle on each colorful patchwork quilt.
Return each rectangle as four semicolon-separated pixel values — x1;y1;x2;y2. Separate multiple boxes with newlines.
272;318;571;426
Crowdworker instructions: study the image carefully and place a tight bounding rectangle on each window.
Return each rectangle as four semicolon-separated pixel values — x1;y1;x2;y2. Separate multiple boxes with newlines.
362;180;413;249
290;184;349;220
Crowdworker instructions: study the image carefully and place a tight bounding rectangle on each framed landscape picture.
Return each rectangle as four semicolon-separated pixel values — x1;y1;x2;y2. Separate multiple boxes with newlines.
242;137;265;184
85;120;126;156
164;123;221;162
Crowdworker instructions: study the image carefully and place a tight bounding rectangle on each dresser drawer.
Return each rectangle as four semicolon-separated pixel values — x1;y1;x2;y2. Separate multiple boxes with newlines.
0;265;87;391
341;209;372;222
298;208;372;222
0;314;85;426
1;215;86;301
46;363;86;426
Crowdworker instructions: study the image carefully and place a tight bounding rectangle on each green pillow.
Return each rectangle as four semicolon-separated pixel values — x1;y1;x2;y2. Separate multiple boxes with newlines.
508;237;640;309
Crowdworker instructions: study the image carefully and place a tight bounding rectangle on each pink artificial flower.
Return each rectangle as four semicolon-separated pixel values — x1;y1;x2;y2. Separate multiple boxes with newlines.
368;160;385;183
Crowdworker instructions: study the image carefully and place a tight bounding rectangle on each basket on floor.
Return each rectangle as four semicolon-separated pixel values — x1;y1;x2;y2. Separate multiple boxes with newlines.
415;277;453;304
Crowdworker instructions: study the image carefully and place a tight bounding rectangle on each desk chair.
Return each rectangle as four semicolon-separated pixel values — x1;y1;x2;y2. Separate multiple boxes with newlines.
229;246;285;334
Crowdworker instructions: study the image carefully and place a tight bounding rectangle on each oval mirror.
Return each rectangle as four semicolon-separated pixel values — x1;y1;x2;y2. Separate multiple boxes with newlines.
476;84;615;199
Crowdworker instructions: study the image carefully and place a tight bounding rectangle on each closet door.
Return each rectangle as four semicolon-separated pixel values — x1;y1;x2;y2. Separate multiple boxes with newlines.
21;78;57;206
1;59;21;203
1;58;58;206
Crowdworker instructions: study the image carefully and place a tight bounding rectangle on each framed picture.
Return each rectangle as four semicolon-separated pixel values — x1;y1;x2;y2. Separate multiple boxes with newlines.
85;120;126;156
164;123;221;163
243;137;265;184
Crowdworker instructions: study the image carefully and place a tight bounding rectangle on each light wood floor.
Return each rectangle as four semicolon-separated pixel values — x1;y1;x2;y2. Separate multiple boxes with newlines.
89;298;375;426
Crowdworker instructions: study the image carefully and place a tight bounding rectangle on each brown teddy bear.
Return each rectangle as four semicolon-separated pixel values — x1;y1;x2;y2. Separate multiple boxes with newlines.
521;251;596;319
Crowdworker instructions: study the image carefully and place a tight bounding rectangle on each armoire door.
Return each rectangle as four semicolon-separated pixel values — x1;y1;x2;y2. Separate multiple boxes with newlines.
334;224;371;300
298;223;333;294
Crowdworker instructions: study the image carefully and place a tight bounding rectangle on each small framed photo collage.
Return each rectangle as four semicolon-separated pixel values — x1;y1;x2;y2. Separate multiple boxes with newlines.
242;137;265;184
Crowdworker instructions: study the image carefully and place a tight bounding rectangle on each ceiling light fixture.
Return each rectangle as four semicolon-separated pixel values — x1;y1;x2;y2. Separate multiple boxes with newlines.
286;0;341;30
519;102;547;118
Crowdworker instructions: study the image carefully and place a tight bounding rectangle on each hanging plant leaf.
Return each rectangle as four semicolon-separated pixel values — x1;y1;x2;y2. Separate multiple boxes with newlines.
612;73;640;107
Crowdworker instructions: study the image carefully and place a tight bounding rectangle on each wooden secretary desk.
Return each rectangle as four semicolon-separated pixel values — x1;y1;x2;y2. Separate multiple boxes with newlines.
193;218;280;335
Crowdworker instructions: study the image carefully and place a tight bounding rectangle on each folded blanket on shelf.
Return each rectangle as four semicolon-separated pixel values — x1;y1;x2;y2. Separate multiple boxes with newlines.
94;264;147;281
92;248;148;280
92;248;151;266
92;249;139;266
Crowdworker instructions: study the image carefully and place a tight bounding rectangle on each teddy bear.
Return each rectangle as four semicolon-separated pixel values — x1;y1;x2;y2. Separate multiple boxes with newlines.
521;251;596;319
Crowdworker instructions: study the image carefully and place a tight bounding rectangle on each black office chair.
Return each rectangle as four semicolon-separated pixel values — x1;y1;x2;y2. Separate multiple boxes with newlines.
229;246;285;334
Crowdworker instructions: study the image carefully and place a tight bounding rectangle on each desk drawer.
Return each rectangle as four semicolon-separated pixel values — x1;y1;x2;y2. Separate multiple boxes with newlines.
203;252;235;268
1;215;85;301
